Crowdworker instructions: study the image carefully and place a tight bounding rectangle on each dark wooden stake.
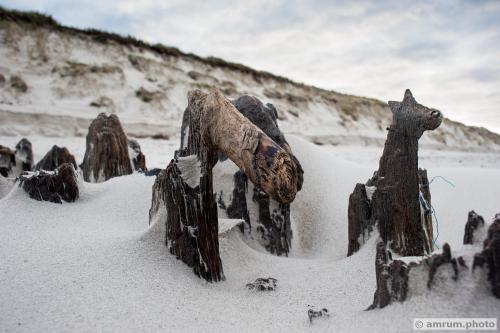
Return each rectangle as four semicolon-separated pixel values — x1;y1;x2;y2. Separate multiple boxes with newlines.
80;113;132;182
463;210;485;245
348;90;442;257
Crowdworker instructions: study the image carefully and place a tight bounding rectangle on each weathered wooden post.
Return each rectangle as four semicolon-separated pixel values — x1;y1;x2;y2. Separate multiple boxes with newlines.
151;90;301;281
348;90;442;257
80;113;133;182
0;145;15;177
15;138;33;171
463;210;485;245
128;139;147;171
35;145;77;171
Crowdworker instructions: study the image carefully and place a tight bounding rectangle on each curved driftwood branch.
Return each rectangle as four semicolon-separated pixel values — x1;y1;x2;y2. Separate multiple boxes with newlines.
192;89;299;204
215;95;303;256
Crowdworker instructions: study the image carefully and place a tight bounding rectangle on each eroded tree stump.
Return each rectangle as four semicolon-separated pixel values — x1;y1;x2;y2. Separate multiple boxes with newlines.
128;139;147;171
473;214;500;298
369;242;463;309
0;145;15;177
80;113;132;182
348;90;442;257
15;138;33;172
35;145;77;171
464;210;485;245
19;163;79;203
151;90;302;281
369;212;500;310
368;241;410;309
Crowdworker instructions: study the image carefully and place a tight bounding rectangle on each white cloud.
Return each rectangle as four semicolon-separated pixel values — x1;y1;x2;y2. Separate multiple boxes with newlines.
2;0;500;133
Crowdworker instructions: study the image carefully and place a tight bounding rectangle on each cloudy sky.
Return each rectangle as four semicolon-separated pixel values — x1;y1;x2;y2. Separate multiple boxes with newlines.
3;0;500;133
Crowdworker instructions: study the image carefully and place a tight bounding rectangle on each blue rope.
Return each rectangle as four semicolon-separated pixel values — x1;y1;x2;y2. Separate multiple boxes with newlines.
422;175;455;249
429;175;455;187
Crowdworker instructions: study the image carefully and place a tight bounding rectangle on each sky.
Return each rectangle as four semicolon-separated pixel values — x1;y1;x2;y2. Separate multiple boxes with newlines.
2;0;500;133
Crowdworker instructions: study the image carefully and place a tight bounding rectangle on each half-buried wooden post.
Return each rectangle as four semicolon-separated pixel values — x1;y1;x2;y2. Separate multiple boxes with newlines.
157;90;301;281
80;113;132;182
347;90;442;257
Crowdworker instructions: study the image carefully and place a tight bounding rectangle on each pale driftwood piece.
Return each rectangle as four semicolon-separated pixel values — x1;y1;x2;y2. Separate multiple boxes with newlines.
128;139;147;171
219;95;303;256
155;89;301;282
473;214;500;298
463;210;485;245
347;90;442;257
202;90;300;204
15;138;33;171
230;95;304;190
35;145;77;171
19;163;79;203
80;113;132;182
0;145;15;177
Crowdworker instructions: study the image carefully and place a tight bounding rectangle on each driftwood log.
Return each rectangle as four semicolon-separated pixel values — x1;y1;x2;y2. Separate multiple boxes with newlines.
348;90;442;257
150;89;301;281
19;163;79;203
215;95;303;256
80;113;132;182
0;145;15;177
15;138;33;172
35;145;77;171
128;139;147;171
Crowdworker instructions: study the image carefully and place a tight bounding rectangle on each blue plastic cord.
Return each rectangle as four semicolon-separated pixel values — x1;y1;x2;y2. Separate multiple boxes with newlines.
429;175;455;187
419;175;456;250
419;192;439;249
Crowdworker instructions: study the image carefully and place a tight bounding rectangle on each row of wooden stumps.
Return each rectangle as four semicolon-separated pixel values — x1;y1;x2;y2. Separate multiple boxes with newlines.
150;90;303;281
1;112;149;203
